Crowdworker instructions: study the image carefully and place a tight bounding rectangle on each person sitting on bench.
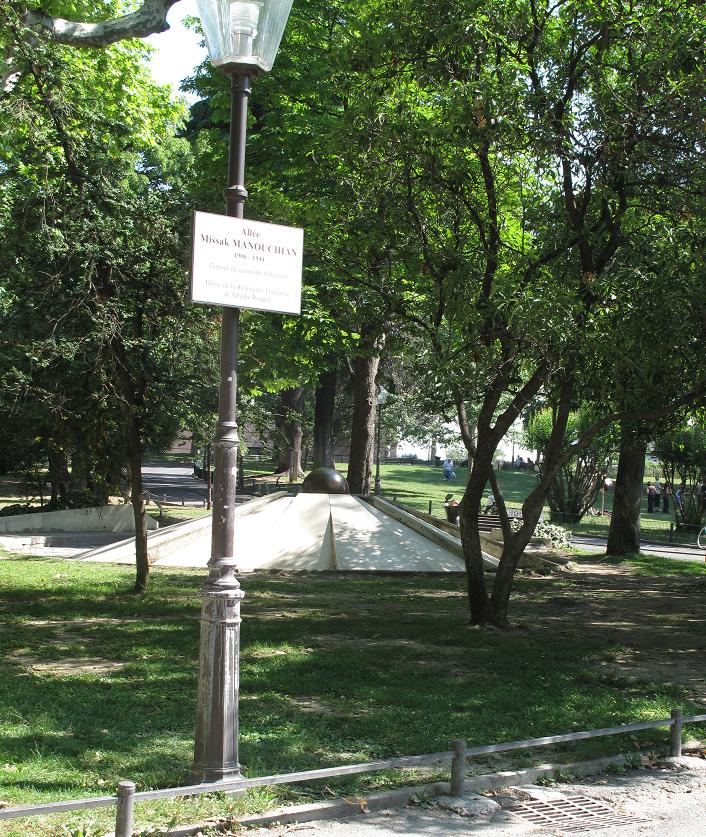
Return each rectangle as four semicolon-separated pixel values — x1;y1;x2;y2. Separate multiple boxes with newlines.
444;494;460;524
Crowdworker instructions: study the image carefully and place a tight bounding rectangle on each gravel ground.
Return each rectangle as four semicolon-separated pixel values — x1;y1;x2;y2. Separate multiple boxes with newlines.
242;754;706;837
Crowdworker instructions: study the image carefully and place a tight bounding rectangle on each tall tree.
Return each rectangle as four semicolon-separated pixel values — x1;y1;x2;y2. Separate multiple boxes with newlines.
312;367;337;469
338;0;706;624
607;425;647;555
0;6;217;591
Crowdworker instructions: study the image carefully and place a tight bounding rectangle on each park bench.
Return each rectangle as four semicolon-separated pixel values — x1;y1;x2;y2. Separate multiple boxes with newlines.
477;511;524;530
443;504;523;530
478;514;502;531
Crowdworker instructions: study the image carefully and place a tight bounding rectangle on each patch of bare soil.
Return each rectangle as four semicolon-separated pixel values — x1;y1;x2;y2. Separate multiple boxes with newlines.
8;654;124;676
6;622;126;676
518;559;706;703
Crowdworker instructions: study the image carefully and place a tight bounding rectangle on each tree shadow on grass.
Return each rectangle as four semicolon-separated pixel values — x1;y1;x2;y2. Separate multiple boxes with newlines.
1;564;702;803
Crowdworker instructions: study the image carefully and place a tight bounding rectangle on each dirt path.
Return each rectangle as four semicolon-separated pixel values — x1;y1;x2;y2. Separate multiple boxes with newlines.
512;559;706;703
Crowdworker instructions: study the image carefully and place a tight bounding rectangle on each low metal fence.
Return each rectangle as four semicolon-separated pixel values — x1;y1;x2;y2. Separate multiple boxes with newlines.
666;522;702;545
1;709;704;836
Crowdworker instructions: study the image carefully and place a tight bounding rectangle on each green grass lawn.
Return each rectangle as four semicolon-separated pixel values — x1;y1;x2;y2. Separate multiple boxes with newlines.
148;505;211;526
367;463;695;545
602;552;706;576
1;555;704;835
569;513;679;541
372;462;531;514
237;460;537;512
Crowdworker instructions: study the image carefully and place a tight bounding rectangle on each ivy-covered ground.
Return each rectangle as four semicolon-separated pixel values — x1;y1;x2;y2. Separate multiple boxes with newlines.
1;553;704;836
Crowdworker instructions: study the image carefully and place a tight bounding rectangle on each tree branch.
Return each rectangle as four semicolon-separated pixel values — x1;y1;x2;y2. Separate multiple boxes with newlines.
2;58;23;92
24;0;182;48
455;393;477;459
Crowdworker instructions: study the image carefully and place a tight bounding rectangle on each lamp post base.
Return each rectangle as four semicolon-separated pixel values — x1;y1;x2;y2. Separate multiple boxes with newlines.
192;583;245;783
192;765;243;784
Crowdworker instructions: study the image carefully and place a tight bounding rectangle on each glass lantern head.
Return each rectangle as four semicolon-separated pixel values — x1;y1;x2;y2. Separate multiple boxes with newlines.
195;0;294;73
377;386;390;407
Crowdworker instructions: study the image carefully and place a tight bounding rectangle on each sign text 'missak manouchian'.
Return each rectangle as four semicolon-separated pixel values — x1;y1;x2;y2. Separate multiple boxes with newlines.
190;211;303;315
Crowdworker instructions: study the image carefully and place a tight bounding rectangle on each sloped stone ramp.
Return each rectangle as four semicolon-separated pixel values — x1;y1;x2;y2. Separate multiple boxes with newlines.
78;493;498;573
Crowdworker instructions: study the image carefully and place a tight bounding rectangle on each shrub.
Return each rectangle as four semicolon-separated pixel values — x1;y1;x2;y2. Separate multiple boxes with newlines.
524;408;615;522
0;503;35;517
510;518;572;548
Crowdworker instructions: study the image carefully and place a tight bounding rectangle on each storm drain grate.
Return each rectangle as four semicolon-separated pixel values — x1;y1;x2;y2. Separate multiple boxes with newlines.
507;795;652;833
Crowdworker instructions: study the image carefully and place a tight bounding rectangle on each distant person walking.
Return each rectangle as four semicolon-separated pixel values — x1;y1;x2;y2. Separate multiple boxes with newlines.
647;481;655;513
442;458;456;481
654;478;662;511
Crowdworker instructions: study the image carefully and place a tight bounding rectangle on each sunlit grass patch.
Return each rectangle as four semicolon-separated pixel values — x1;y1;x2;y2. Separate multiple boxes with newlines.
603;552;706;576
1;558;703;836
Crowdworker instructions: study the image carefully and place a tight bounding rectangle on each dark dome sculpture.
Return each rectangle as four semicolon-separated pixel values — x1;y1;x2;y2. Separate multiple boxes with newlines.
302;467;350;494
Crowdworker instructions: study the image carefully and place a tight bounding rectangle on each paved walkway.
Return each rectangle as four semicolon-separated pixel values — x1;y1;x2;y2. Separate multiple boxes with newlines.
142;462;206;504
0;531;127;558
571;534;705;563
244;756;706;837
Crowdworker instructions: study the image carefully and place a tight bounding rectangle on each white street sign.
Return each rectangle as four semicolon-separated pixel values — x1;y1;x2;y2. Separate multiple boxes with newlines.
190;211;303;314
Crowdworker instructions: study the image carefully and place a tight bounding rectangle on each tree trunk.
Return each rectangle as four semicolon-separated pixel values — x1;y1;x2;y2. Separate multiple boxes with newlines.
205;443;212;510
47;447;70;507
287;388;304;482
458;454;493;623
488;483;547;626
274;399;289;472
347;353;380;495
237;448;245;492
458;433;538;628
312;368;337;469
606;427;646;556
127;408;149;593
274;387;305;480
69;450;91;496
460;378;573;627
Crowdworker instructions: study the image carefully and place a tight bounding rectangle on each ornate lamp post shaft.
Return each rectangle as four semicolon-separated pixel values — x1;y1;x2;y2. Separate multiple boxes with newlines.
193;71;251;784
191;0;293;784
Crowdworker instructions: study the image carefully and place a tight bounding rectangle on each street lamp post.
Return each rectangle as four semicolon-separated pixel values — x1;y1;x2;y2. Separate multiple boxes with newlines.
192;0;293;784
374;387;389;497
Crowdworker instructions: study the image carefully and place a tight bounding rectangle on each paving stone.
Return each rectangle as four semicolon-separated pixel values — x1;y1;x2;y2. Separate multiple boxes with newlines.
435;793;501;818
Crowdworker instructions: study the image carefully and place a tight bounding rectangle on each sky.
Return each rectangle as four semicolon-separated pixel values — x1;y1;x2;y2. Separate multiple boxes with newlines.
145;0;207;100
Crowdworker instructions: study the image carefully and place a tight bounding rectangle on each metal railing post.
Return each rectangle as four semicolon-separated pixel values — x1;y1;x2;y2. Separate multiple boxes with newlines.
450;739;467;796
428;500;433;515
115;780;135;837
669;708;683;756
